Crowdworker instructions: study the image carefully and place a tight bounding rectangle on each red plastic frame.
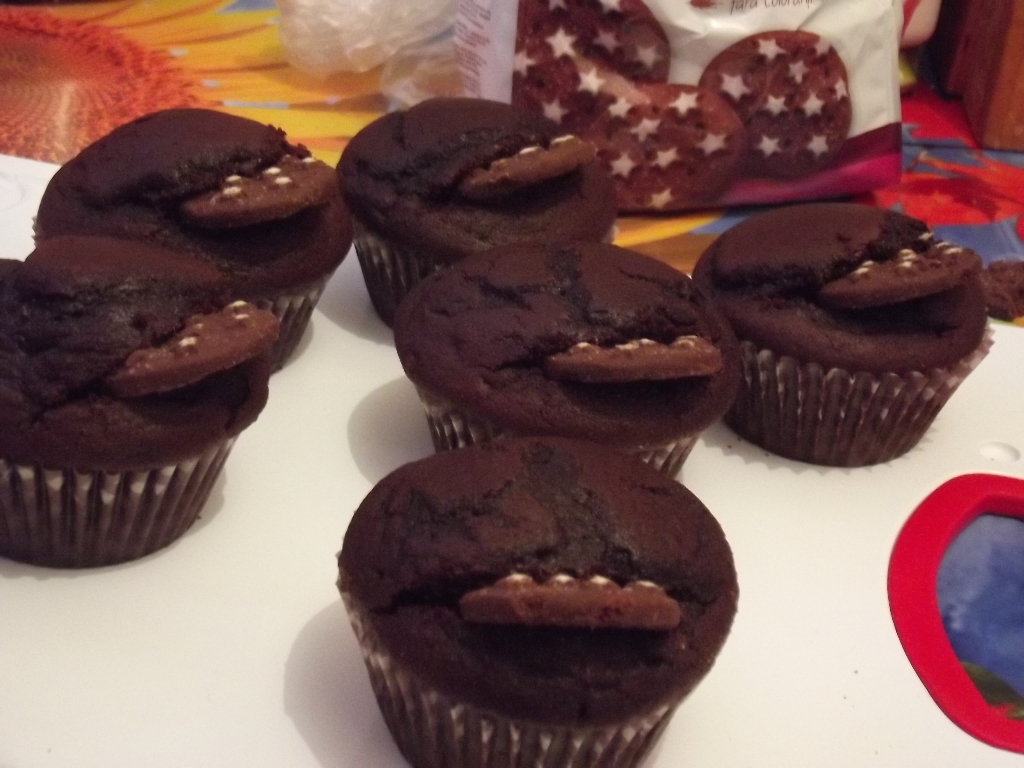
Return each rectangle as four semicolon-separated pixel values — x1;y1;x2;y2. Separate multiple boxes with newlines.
888;473;1024;753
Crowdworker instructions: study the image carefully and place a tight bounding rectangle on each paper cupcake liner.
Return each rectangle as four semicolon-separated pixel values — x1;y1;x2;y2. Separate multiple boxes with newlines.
725;326;994;466
417;387;699;478
0;439;235;568
352;221;442;327
253;275;330;370
340;587;678;768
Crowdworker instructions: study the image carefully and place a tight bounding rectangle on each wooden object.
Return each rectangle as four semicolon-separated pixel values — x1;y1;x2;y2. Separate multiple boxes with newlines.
930;0;1024;150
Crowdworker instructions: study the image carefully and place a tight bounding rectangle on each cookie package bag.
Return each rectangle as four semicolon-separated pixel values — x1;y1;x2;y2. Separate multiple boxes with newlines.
454;0;903;212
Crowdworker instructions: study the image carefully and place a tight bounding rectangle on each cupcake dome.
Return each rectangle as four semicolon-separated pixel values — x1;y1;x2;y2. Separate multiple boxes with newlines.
340;437;737;768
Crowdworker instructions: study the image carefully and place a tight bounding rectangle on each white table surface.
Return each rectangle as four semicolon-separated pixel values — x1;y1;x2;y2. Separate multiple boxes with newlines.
0;155;1022;768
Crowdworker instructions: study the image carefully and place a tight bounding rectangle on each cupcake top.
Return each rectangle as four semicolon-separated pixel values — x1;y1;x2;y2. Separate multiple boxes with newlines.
692;203;988;374
0;236;278;470
340;437;738;725
34;108;353;300
338;97;617;265
394;241;740;446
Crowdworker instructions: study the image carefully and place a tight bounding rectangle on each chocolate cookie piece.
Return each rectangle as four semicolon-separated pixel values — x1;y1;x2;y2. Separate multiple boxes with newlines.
581;81;746;211
692;203;988;375
459;572;682;630
981;259;1024;321
544;335;724;383
699;31;851;179
457;135;596;201
179;154;338;230
394;241;740;448
106;301;279;397
0;236;275;471
340;436;738;725
818;242;981;309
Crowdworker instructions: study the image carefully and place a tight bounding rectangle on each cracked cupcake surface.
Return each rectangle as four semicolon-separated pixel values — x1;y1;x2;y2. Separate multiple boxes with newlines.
339;437;738;726
393;241;740;449
0;236;277;471
692;202;987;374
33;108;352;303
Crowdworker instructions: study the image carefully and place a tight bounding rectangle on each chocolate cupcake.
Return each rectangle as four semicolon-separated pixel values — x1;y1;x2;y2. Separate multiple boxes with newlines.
339;437;738;768
394;241;740;477
34;108;352;368
0;236;277;567
692;202;992;466
337;97;617;325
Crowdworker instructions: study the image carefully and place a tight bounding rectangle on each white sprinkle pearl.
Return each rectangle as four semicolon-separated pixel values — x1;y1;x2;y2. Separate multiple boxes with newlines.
222;186;242;196
263;167;282;175
274;177;292;185
225;175;242;182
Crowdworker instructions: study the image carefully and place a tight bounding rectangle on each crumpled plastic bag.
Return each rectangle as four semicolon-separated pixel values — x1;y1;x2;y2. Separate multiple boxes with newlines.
275;0;457;75
379;32;464;110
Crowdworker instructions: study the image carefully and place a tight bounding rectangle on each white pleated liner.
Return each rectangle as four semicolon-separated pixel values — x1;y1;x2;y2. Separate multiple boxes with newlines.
0;439;235;568
341;589;679;768
726;327;994;466
417;387;698;478
254;275;330;370
352;221;442;327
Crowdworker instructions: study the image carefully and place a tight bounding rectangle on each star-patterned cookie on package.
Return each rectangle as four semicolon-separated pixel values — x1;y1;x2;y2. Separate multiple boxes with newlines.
582;81;745;211
698;30;851;180
512;0;671;132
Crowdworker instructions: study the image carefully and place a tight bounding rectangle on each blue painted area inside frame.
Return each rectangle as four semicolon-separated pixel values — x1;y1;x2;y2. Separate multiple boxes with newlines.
937;514;1024;697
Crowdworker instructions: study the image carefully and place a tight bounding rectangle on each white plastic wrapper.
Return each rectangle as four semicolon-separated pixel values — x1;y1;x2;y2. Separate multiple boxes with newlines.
455;0;903;212
380;33;465;110
276;0;458;74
